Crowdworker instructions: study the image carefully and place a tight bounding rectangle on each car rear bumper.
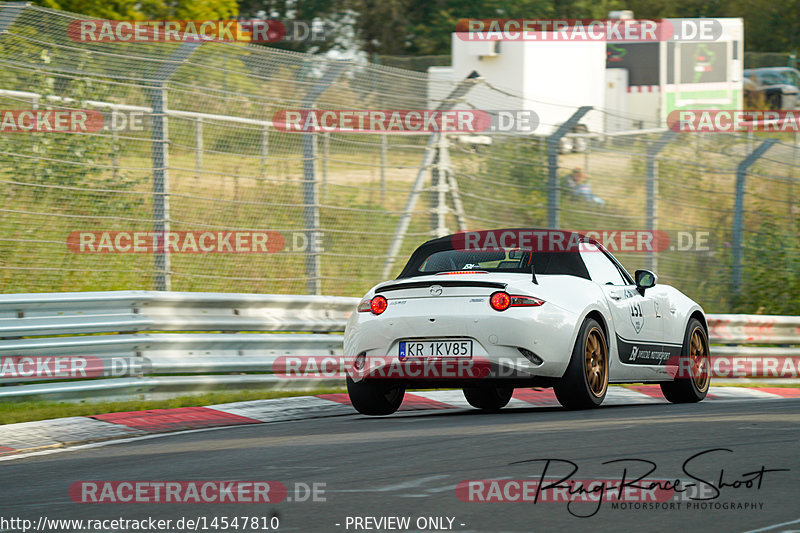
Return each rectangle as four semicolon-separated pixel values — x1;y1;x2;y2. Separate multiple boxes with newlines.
344;298;576;383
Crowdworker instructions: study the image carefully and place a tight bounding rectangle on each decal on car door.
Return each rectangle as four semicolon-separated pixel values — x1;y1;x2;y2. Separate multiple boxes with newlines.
616;335;682;365
630;301;644;333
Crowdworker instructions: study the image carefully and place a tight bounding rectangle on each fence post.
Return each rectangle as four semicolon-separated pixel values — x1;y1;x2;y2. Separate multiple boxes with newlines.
792;131;798;214
31;92;40;182
732;139;777;295
150;41;200;291
440;135;468;232
321;131;329;201
150;84;170;291
301;121;319;294
300;62;347;295
111;109;119;181
429;139;441;233
547;106;592;228
380;134;387;203
195;117;202;181
261;125;269;180
433;133;450;237
645;130;676;272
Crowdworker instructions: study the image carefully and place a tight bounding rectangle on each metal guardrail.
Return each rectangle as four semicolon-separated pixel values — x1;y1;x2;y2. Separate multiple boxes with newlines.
0;291;357;336
706;315;800;380
707;314;800;345
0;291;358;400
0;292;797;400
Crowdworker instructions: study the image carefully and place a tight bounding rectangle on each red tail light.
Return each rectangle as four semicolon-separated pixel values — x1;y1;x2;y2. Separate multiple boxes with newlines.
370;295;388;314
510;295;545;307
490;291;544;311
358;295;388;314
490;291;511;311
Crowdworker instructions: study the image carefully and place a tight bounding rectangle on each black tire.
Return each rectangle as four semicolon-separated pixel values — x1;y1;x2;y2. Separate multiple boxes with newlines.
554;318;609;409
346;376;405;415
660;318;710;403
463;384;514;411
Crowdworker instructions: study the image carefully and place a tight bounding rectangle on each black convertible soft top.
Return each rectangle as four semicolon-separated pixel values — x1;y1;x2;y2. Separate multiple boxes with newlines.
396;228;598;280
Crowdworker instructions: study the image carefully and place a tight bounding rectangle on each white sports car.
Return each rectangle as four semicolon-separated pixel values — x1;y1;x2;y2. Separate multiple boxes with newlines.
344;229;711;415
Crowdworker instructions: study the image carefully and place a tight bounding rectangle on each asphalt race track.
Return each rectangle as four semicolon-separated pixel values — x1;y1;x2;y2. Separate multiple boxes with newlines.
1;399;799;533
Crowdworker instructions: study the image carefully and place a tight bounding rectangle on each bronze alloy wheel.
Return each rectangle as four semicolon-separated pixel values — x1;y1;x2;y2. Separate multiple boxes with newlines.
659;317;710;404
584;327;608;397
689;326;711;392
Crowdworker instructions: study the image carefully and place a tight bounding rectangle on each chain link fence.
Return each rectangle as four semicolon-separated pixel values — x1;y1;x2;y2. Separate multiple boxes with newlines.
373;54;451;72
0;3;798;313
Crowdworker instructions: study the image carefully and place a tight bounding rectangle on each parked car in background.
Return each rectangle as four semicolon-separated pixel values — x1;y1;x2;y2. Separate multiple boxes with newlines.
743;67;800;109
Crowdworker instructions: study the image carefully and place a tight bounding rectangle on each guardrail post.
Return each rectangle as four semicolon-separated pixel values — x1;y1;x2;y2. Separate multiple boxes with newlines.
300;62;347;295
547;106;592;228
645;130;676;272
732;139;777;295
149;41;200;291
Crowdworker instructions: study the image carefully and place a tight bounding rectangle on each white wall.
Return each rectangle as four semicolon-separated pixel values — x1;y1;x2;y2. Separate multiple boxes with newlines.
521;40;606;134
451;35;526;113
450;34;606;134
427;66;454;110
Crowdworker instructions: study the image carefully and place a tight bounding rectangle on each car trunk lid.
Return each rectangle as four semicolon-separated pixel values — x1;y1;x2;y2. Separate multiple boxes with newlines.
374;276;507;299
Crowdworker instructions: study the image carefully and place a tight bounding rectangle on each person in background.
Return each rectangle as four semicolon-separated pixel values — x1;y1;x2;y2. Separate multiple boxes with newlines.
567;167;605;206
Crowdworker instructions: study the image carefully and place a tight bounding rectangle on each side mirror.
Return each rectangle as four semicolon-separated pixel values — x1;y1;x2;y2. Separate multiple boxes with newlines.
634;269;657;295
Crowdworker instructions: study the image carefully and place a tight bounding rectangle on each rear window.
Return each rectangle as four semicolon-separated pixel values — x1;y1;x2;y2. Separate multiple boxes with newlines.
409;248;591;279
420;249;525;273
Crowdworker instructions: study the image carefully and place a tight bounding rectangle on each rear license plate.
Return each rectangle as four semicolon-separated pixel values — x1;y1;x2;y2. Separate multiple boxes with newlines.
399;340;472;359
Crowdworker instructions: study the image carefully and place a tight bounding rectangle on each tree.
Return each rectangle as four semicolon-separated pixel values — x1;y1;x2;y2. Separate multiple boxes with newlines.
32;0;238;21
237;0;349;53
